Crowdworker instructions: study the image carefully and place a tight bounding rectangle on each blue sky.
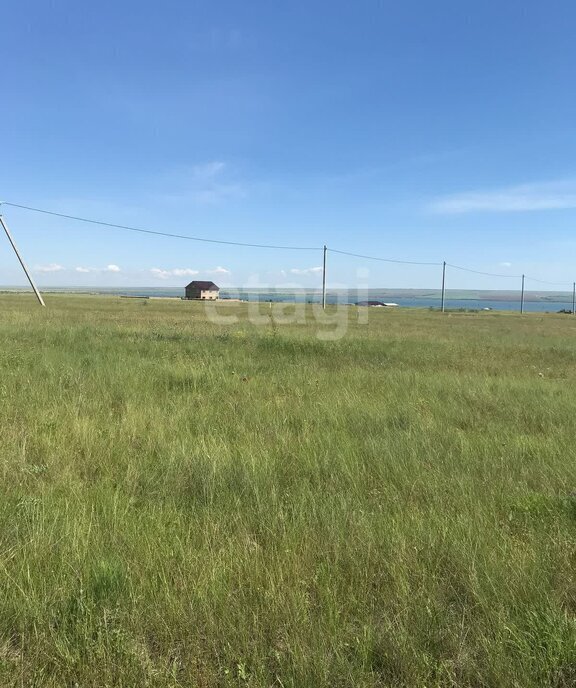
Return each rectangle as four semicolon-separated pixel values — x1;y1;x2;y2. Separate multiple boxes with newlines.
1;0;576;290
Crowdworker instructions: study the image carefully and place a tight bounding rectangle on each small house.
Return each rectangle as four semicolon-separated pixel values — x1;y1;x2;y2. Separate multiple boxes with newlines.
185;281;220;300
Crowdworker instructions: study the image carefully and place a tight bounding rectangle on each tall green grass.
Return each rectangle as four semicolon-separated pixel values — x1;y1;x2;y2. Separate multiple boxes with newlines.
1;294;576;686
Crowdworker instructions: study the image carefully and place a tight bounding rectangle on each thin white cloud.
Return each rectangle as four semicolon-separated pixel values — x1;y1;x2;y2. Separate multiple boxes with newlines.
157;161;246;205
150;267;200;280
429;179;576;214
289;266;324;275
172;268;200;277
35;263;65;273
150;266;230;280
150;269;171;280
75;265;120;274
191;161;226;179
207;266;231;275
499;262;512;268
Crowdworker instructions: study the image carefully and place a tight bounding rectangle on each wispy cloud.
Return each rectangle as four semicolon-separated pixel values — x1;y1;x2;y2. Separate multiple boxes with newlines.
150;266;230;280
192;161;226;178
207;266;231;275
429;179;576;214
150;267;200;280
156;161;246;205
289;266;323;276
35;263;65;273
74;264;121;274
499;262;512;268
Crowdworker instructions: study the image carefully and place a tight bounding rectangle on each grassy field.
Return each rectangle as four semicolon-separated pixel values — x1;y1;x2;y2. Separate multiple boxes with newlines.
1;294;576;687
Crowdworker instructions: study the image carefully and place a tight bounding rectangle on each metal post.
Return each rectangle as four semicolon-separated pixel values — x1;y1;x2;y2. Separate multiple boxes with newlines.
322;244;327;310
441;261;446;312
572;282;575;315
520;274;525;314
0;213;45;306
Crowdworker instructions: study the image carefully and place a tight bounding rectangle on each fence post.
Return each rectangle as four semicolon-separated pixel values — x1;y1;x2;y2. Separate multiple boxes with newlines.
520;274;525;314
441;261;446;312
322;245;327;310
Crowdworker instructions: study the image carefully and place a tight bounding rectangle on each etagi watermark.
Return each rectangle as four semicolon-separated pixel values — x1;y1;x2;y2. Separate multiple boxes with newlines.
203;271;370;341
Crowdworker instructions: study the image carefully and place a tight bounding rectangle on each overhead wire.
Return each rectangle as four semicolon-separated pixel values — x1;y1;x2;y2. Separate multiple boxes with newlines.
0;202;321;251
328;247;441;266
2;201;575;289
524;276;574;287
446;263;522;279
448;263;573;287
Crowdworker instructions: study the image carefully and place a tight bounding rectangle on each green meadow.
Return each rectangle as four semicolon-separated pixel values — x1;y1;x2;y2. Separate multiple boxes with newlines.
1;294;576;687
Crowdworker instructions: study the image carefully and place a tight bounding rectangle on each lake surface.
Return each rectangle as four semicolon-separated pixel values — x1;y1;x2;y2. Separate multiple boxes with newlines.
2;286;575;313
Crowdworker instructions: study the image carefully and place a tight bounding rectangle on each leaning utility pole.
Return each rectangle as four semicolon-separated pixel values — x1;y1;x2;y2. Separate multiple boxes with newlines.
0;209;45;306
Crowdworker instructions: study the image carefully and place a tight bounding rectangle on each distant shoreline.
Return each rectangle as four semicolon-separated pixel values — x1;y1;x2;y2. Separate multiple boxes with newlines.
0;286;573;304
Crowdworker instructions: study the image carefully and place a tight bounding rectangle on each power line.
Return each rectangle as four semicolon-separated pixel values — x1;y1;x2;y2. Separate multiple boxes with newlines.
329;248;441;266
0;202;321;251
2;201;575;289
447;263;522;279
448;262;574;287
524;275;573;287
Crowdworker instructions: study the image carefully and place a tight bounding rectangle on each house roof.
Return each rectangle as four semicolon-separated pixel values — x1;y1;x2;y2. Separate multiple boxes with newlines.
186;281;219;290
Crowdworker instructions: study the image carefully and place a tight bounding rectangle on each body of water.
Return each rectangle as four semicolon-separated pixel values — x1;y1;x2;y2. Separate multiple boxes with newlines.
2;286;574;313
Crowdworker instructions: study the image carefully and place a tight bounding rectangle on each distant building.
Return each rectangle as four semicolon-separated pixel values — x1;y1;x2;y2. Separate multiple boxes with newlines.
185;281;220;300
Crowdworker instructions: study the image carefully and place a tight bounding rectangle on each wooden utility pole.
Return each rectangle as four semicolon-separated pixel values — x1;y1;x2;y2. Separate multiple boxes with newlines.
441;261;446;312
520;274;525;314
322;244;327;310
0;212;45;306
